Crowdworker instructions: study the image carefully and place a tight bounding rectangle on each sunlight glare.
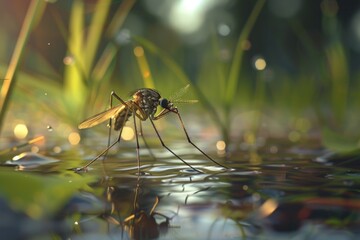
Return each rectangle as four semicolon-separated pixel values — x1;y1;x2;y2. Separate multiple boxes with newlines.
169;0;207;34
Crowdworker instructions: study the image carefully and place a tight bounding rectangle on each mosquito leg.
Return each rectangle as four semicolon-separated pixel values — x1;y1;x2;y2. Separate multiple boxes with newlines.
174;111;228;169
103;92;116;161
149;118;203;174
111;91;129;106
139;120;156;161
101;92;128;162
132;109;141;176
76;108;130;172
76;136;121;171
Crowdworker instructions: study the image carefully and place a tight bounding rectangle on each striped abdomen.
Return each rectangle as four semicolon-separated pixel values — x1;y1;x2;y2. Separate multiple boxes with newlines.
112;106;133;131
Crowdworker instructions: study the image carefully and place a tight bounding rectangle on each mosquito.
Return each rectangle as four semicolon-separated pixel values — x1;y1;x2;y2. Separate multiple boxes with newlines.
75;84;227;174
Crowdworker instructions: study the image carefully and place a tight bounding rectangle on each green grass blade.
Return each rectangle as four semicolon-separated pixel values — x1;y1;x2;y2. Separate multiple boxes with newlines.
0;0;47;135
106;0;136;37
325;42;349;125
63;0;86;121
133;36;190;86
225;0;265;106
134;46;155;89
84;0;111;74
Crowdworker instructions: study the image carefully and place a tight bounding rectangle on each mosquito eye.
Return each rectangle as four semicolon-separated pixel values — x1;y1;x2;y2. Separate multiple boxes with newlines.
160;98;169;108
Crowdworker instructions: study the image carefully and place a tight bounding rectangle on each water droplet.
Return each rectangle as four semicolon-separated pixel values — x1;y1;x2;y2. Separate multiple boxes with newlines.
47;125;53;131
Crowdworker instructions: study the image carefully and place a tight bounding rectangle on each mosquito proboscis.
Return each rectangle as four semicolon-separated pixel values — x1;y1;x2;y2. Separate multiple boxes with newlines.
75;84;228;174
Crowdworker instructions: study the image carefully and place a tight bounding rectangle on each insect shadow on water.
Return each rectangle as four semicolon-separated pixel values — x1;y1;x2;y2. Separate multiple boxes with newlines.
75;84;228;174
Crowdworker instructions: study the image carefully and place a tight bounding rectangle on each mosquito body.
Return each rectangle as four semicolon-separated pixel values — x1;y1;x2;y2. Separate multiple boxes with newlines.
76;85;227;174
79;88;161;131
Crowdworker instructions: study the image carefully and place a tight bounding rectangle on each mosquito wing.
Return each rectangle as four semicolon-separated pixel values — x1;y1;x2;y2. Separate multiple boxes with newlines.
78;104;127;129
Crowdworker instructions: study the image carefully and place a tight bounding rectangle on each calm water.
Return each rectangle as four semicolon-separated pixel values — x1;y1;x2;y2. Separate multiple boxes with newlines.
1;137;359;240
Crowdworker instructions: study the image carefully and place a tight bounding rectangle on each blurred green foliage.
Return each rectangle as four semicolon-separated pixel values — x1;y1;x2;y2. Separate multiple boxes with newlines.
0;0;359;152
0;169;95;219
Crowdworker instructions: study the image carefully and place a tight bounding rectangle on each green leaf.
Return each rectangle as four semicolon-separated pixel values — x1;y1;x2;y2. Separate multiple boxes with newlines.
0;170;95;219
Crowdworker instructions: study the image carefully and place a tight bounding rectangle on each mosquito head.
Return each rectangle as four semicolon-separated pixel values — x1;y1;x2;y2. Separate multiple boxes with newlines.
159;98;173;109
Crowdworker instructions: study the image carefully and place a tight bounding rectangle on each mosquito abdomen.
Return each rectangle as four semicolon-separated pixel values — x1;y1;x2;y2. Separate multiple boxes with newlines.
113;107;132;131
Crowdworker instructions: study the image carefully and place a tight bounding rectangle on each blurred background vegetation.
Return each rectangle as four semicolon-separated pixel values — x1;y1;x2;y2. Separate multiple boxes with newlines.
0;0;360;154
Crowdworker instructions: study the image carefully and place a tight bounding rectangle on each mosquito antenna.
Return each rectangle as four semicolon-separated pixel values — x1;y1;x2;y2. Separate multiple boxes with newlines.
172;99;199;104
169;84;191;101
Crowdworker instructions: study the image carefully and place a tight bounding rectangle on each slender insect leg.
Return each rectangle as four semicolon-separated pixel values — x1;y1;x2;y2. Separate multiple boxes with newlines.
103;91;129;162
138;120;156;161
149;118;202;173
76;108;130;171
79;139;121;170
111;91;129;106
174;111;228;169
132;109;141;175
103;92;116;161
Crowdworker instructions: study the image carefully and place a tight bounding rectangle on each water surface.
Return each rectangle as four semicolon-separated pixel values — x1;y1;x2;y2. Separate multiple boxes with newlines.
1;139;359;239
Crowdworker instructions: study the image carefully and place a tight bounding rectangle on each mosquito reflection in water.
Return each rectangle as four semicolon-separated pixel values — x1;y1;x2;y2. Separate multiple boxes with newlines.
103;178;178;239
76;85;228;174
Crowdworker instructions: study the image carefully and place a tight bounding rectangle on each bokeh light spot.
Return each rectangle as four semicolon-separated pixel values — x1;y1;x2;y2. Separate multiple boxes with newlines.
134;46;144;57
241;40;252;50
288;131;301;142
68;132;81;145
254;58;267;70
14;124;28;139
63;56;74;65
121;126;134;141
216;140;226;151
218;24;231;36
